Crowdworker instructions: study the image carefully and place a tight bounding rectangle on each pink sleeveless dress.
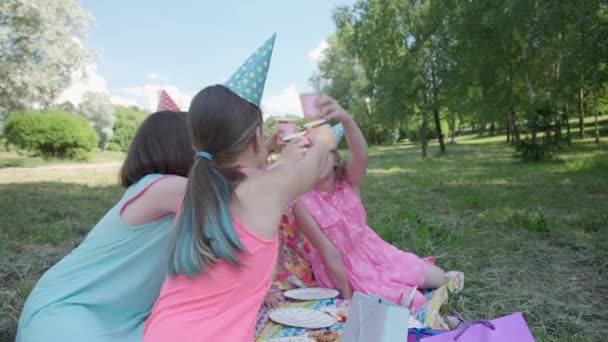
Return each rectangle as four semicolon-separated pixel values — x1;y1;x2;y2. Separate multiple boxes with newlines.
298;180;428;311
143;217;278;341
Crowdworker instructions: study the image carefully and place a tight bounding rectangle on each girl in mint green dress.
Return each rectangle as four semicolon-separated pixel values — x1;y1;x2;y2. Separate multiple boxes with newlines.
16;111;194;342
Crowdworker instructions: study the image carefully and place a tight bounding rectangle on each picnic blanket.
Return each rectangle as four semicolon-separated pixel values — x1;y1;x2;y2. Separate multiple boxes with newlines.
255;298;348;341
254;271;464;340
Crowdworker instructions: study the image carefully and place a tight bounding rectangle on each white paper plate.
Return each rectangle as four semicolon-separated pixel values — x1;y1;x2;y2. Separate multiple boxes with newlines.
283;287;340;301
262;336;315;342
268;308;336;329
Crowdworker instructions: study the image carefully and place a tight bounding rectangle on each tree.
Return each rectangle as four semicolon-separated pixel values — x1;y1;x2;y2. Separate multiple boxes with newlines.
314;0;608;159
0;0;91;113
79;92;115;150
107;105;147;151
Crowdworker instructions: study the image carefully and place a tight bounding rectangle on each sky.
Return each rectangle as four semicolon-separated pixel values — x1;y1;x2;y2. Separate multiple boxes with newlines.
58;0;355;118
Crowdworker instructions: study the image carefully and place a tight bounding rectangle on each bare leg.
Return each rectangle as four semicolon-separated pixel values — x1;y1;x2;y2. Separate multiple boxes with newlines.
420;263;446;289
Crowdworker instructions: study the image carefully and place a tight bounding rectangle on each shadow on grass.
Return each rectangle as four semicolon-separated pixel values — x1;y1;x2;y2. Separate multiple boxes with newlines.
0;182;121;341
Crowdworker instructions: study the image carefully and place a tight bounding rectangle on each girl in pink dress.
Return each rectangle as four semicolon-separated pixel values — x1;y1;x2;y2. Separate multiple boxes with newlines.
142;85;337;342
293;96;446;312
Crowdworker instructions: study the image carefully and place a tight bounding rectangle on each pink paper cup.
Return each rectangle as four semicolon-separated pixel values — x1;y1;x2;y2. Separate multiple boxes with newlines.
300;94;322;121
275;118;297;144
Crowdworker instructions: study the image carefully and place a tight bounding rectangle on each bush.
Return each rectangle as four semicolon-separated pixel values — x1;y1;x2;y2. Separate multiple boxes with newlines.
405;127;437;142
514;139;560;162
107;106;147;151
363;124;400;145
4;110;99;160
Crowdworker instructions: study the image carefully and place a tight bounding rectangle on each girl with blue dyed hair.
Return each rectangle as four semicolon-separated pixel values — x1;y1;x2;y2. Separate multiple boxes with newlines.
143;85;337;341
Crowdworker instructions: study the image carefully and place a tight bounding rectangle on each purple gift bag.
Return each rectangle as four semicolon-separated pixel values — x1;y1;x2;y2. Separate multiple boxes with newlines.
421;312;535;342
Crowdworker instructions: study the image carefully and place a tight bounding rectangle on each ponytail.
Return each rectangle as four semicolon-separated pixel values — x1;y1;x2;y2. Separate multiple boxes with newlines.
168;157;246;278
169;84;263;278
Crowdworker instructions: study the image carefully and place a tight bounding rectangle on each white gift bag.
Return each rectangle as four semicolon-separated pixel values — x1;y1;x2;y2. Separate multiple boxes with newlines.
342;291;412;342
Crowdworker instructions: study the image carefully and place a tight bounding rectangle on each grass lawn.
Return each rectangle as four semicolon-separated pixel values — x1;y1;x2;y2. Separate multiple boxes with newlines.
0;150;125;169
1;138;607;341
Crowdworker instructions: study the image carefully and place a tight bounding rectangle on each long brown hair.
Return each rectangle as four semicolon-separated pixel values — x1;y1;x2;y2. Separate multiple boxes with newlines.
119;111;193;187
169;85;264;277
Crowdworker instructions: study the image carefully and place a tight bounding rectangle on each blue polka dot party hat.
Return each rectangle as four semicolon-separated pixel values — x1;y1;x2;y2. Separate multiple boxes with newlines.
224;33;276;107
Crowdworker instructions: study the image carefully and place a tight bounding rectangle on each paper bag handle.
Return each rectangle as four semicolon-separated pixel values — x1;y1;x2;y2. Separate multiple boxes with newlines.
453;320;496;340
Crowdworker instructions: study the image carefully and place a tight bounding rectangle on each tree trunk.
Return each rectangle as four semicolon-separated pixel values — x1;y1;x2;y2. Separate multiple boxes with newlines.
421;111;429;159
511;107;520;143
522;44;538;145
579;86;585;138
490;122;495;136
554;111;562;142
506;118;511;143
565;103;572;145
433;108;445;154
450;113;456;144
429;52;445;154
594;91;600;143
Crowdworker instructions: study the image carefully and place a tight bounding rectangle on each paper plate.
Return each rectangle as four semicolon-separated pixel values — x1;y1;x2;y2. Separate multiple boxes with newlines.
283;287;340;301
268;308;336;329
303;118;327;128
282;131;307;142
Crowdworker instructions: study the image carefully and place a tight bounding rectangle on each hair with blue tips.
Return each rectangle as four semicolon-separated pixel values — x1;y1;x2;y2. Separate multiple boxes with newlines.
168;85;263;278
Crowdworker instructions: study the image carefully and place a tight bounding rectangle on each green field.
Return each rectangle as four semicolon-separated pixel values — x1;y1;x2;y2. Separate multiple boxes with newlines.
1;137;607;341
0;150;125;169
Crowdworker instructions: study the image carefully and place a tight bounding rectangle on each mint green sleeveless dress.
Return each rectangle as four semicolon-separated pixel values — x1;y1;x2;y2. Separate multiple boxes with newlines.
17;174;175;342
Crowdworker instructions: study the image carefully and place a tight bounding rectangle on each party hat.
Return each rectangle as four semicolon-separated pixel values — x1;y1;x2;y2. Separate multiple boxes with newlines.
332;123;345;144
157;89;181;111
224;33;276;107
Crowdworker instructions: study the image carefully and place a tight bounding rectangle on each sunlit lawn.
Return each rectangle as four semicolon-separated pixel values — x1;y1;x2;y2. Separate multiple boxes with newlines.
1;137;607;341
0;149;124;169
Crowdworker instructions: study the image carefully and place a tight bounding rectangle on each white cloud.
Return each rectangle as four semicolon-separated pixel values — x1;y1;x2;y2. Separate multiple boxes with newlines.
123;84;192;111
308;40;329;64
54;64;190;110
109;96;138;107
261;85;303;118
146;73;169;81
56;64;109;105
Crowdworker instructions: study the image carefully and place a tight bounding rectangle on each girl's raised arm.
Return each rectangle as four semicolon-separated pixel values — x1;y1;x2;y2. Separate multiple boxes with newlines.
320;96;368;187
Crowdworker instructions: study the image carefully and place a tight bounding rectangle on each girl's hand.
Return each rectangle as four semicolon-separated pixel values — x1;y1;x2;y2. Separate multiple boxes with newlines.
263;291;283;308
320;96;351;123
341;287;353;300
266;125;281;154
277;136;310;164
308;124;337;150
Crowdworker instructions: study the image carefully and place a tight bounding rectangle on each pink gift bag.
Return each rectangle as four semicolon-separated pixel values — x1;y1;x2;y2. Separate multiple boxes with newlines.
422;312;535;342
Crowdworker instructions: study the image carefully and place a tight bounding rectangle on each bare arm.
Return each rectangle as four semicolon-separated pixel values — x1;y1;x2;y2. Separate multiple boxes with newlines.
121;176;188;226
320;96;368;187
341;115;368;187
293;201;353;299
262;125;335;207
235;125;335;239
